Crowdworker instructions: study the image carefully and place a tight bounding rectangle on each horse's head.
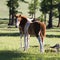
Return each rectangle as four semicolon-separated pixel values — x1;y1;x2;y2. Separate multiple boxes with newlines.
16;14;28;28
15;14;22;27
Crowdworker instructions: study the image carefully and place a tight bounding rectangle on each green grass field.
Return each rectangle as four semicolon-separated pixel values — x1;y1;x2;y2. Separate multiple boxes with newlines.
0;0;60;60
0;19;60;60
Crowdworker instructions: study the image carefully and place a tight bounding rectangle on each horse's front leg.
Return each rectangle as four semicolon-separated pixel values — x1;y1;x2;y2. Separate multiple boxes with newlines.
27;34;30;49
24;33;28;51
20;32;23;48
24;32;30;51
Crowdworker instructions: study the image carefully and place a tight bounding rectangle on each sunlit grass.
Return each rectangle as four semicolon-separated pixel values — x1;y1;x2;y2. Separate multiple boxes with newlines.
0;27;60;51
0;20;60;60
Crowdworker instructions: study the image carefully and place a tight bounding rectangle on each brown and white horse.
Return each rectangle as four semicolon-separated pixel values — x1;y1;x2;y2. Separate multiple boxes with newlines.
16;15;46;53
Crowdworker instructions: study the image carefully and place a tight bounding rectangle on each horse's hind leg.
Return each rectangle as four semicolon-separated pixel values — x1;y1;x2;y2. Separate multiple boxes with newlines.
36;33;44;53
27;34;30;49
38;35;44;53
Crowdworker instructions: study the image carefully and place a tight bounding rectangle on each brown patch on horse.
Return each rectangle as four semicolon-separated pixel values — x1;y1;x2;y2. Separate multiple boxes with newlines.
29;21;46;36
28;23;35;35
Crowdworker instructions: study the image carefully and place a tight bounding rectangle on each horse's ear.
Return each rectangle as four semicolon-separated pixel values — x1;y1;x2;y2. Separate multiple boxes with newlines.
19;15;21;17
15;14;19;18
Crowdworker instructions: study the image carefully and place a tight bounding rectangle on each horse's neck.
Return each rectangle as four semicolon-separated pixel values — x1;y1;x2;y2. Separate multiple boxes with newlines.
20;18;27;30
20;18;32;34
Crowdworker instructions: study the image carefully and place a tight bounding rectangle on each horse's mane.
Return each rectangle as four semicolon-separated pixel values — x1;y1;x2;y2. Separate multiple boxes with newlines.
16;14;27;19
21;15;27;20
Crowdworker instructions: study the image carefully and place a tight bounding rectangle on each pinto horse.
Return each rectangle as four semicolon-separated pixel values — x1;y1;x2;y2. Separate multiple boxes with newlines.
16;15;46;53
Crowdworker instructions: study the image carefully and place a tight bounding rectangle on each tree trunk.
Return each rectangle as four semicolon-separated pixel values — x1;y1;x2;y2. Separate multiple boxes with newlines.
44;13;46;24
31;14;34;18
8;8;13;25
47;0;53;28
57;5;60;27
11;8;15;25
58;18;60;27
34;12;36;18
33;4;36;18
8;8;15;25
47;10;53;28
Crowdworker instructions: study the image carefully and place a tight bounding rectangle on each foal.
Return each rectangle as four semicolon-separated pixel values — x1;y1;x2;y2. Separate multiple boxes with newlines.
16;15;46;53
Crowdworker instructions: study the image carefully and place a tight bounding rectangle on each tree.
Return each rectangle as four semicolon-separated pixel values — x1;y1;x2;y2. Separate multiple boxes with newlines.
40;0;48;24
40;0;53;28
28;3;35;18
57;3;60;27
7;0;19;25
47;0;53;28
51;0;60;27
28;0;39;18
40;0;60;28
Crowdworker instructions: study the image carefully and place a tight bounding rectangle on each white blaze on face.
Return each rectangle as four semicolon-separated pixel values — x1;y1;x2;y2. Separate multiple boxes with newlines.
16;19;20;28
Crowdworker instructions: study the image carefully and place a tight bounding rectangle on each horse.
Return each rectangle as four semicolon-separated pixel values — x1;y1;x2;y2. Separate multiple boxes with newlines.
16;14;46;53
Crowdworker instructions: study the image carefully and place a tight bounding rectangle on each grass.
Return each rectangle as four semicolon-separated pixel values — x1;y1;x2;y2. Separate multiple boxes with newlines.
0;51;60;60
0;20;60;60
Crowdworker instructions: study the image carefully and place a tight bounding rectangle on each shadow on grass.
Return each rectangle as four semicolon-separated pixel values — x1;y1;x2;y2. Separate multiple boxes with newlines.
0;50;29;60
0;50;39;60
0;18;8;20
0;50;60;60
0;33;20;36
47;30;60;32
46;35;60;38
30;45;39;48
0;50;20;60
0;32;60;38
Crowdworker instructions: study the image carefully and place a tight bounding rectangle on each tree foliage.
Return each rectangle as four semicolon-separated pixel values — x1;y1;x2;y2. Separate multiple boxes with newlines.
28;0;39;18
40;0;60;28
7;0;19;25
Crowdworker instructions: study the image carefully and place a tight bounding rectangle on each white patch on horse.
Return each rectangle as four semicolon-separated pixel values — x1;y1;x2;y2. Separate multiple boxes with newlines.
16;19;20;28
27;18;33;22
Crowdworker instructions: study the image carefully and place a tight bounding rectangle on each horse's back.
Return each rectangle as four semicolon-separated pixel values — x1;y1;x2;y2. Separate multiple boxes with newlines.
28;21;46;37
28;21;41;35
28;23;35;35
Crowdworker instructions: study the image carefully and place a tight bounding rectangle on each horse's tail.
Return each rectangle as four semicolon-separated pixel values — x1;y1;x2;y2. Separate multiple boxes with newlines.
40;22;46;37
39;22;46;42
